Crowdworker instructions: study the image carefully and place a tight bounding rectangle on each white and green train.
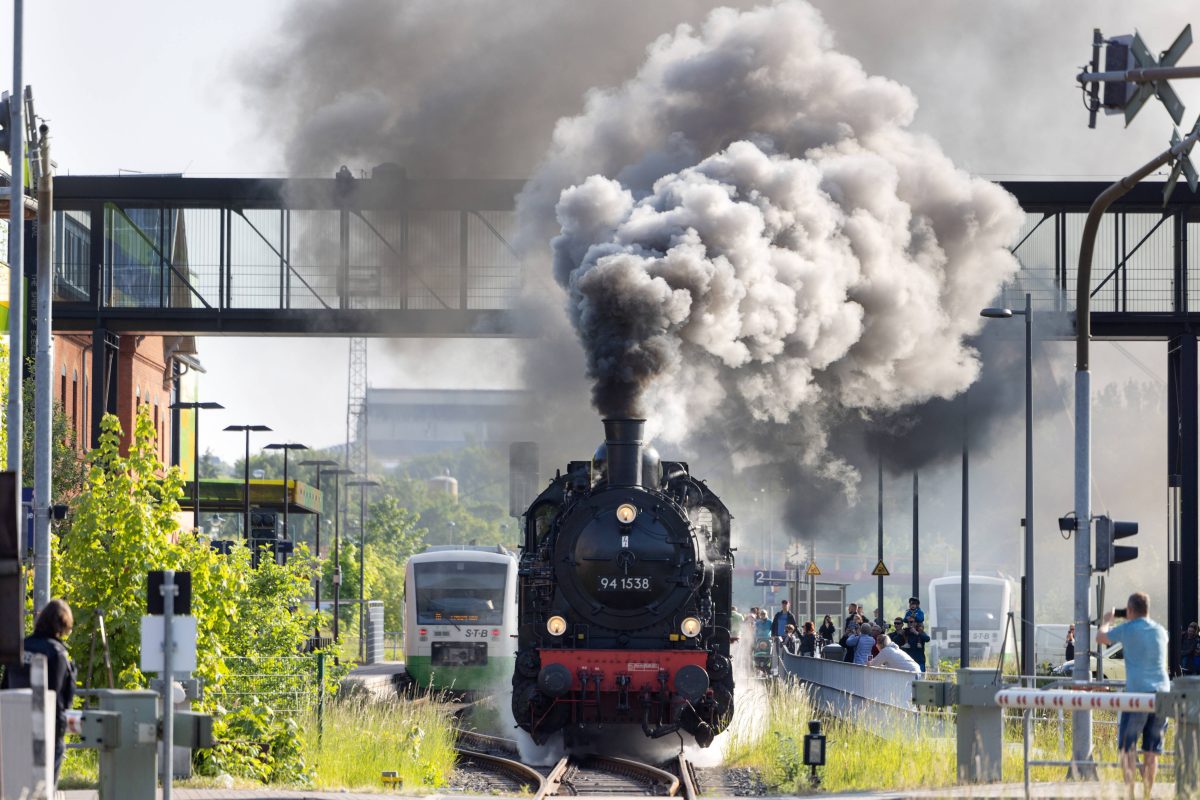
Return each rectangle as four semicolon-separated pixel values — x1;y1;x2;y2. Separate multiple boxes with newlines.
403;545;518;693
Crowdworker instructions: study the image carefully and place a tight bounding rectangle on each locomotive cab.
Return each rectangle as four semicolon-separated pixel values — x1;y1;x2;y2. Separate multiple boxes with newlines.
513;418;734;748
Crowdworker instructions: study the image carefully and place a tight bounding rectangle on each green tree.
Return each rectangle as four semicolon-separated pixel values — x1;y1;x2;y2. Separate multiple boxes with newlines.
21;364;87;503
54;410;185;686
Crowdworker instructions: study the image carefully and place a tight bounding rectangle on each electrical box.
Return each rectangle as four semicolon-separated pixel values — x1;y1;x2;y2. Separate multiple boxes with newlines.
912;680;956;707
79;709;122;749
173;711;214;748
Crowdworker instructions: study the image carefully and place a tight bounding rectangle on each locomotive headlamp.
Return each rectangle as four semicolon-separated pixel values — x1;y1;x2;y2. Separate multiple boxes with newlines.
681;617;702;638
546;615;568;636
616;503;638;524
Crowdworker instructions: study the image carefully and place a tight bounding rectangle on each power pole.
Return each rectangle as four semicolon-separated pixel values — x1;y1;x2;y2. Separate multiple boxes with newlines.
32;105;50;612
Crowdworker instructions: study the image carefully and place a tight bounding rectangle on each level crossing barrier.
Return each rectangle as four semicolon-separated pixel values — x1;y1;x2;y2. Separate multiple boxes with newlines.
913;672;1200;797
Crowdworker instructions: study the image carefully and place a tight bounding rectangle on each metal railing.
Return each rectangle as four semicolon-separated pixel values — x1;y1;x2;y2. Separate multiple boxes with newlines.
777;649;921;710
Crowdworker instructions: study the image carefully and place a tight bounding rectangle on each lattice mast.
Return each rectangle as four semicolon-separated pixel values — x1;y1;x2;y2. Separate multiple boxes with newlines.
346;337;368;477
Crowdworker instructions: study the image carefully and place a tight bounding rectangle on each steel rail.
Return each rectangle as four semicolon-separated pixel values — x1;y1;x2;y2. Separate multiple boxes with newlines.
454;747;546;795
453;727;520;756
676;754;699;800
535;757;570;800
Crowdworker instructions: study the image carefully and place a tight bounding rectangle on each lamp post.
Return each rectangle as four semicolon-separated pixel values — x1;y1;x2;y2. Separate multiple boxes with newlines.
321;466;354;656
982;293;1034;678
224;424;272;539
170;401;224;532
347;478;379;662
264;443;309;543
300;458;337;633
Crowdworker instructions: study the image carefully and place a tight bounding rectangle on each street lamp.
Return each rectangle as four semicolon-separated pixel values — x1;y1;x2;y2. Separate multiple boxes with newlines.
264;443;309;544
169;401;224;531
981;292;1033;679
224;425;272;539
320;466;354;656
347;478;379;661
300;458;338;634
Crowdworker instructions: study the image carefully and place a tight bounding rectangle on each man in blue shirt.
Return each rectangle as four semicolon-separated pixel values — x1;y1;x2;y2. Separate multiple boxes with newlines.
1097;592;1170;799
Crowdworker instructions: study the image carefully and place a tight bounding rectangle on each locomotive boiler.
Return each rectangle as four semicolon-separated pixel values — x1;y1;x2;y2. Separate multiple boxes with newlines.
512;419;734;748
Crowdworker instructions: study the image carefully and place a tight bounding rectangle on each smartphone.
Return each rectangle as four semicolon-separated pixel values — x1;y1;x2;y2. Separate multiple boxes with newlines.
1114;608;1128;619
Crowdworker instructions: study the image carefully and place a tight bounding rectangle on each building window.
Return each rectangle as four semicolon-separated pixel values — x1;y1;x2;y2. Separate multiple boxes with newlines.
60;366;66;409
72;370;78;434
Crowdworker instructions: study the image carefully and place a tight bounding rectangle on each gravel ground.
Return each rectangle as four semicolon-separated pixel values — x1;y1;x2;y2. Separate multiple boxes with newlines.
693;766;769;796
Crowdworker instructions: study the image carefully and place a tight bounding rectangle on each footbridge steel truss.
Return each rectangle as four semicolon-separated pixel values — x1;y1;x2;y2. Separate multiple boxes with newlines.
51;173;526;336
47;175;1200;651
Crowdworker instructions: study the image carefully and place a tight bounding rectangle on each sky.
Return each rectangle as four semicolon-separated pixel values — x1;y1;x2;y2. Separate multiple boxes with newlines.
11;1;1196;464
7;0;1199;614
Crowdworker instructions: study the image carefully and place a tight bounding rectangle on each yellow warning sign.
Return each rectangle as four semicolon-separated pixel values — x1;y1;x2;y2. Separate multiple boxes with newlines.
805;562;822;577
871;560;890;577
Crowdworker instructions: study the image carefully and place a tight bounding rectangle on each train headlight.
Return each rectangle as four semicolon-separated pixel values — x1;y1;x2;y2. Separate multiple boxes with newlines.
616;503;638;524
681;617;702;638
546;615;568;636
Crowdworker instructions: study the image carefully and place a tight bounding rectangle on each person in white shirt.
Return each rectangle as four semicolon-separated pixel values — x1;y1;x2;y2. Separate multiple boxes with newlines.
867;633;921;673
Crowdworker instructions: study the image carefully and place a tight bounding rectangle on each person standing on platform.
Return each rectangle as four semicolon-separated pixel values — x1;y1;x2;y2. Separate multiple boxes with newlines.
1;599;77;788
1179;622;1200;675
1097;592;1170;800
1065;623;1076;664
818;615;836;644
771;600;797;640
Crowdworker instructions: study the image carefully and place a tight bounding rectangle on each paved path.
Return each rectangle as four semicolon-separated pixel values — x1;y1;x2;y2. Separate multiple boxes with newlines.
62;781;1175;799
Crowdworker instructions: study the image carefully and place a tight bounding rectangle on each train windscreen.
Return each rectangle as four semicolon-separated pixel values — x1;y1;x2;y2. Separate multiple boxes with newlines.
934;583;1005;629
414;561;507;624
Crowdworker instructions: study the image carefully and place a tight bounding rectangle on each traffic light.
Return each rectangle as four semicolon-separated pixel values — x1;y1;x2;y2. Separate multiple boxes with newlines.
0;91;10;156
1095;515;1139;571
248;511;292;567
0;472;22;665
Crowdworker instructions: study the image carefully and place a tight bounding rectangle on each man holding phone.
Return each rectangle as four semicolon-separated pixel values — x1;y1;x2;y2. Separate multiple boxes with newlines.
1097;592;1170;799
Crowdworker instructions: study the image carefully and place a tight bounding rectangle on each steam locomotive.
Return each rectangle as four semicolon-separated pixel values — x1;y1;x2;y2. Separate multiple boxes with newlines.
512;419;734;748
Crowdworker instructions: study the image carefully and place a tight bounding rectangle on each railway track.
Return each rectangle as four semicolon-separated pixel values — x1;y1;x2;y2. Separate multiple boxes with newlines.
452;727;698;798
536;754;686;798
454;727;521;756
453;746;546;795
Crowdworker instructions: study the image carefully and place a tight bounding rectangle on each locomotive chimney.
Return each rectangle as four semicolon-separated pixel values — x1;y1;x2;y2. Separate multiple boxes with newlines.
603;418;644;488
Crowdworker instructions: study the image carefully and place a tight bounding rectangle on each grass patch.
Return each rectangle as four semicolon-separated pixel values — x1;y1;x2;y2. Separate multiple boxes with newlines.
724;683;956;793
59;747;98;789
299;695;457;791
724;681;1175;793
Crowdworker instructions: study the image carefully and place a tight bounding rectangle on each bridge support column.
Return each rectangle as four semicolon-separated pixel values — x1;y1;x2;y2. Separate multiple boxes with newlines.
956;668;1002;783
90;328;119;448
1169;334;1197;677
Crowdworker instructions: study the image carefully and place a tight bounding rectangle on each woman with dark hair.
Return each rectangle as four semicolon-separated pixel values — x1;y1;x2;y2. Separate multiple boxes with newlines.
2;598;77;784
799;621;818;656
818;614;836;644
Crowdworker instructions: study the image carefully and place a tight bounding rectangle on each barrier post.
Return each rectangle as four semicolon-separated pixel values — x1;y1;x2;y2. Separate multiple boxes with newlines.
956;668;1002;783
1170;675;1200;799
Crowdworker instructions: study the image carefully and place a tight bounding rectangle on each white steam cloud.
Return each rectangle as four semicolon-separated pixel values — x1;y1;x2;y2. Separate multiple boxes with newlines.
527;1;1024;485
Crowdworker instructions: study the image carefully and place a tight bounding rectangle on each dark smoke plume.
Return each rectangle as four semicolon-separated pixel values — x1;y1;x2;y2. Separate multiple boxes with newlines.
531;2;1024;493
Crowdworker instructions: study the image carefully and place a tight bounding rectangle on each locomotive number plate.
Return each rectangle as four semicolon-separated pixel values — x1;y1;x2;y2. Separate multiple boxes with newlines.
599;576;652;591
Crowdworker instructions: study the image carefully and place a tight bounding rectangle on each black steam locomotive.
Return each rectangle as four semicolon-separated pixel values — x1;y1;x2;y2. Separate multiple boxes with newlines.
512;419;734;748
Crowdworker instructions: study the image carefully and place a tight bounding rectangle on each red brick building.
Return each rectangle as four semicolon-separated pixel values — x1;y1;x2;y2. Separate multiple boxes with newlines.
52;332;197;462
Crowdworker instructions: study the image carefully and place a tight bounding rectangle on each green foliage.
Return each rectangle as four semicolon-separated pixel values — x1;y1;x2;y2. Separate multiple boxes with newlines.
300;698;455;790
54;410;186;687
21;360;87;501
197;701;310;784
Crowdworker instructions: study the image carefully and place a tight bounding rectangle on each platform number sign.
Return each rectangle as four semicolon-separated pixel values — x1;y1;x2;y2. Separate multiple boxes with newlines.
754;569;789;586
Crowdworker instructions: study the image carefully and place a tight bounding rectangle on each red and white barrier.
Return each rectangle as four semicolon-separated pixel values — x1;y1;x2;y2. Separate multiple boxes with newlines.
994;688;1156;712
